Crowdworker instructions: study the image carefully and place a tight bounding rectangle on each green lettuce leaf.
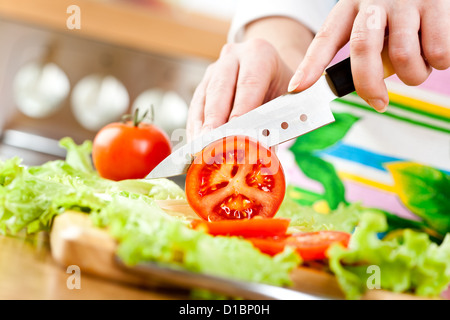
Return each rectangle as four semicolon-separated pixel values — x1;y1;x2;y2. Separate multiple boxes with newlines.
0;137;185;234
280;190;438;240
59;137;95;174
276;196;361;233
117;178;185;200
0;158;108;234
0;157;24;186
328;212;450;299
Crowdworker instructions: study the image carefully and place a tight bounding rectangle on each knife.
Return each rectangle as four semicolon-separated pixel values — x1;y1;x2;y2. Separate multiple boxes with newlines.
115;257;330;300
147;42;394;179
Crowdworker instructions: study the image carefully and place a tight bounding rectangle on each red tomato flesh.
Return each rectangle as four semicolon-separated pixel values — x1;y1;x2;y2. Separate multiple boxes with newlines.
190;218;290;238
247;231;351;261
185;136;286;221
286;231;351;260
245;236;288;256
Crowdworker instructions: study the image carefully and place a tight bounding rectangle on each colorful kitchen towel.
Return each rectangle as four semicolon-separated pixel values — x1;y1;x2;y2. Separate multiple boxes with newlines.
279;70;450;220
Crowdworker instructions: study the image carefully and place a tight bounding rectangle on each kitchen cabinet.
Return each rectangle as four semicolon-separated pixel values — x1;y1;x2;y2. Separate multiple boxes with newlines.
0;0;230;61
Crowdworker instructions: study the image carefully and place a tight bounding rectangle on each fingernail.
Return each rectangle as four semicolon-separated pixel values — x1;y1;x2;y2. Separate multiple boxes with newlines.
368;99;388;112
288;70;304;92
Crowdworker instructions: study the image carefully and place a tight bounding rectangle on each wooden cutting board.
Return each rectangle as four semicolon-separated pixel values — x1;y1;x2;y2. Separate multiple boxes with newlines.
49;200;433;300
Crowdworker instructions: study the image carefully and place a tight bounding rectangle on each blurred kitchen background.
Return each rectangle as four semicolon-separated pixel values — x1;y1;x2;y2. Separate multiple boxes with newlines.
0;0;237;172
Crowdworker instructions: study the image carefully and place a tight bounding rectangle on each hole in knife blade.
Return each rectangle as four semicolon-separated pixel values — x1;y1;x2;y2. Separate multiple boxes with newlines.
281;122;289;129
262;129;270;137
300;114;308;122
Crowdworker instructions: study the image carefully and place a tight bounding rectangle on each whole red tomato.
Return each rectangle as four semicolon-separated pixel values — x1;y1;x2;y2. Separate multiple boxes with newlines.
92;110;171;181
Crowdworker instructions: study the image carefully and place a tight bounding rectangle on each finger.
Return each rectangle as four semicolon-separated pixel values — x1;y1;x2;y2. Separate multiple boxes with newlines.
388;4;431;86
420;0;450;70
202;44;239;133
350;4;389;112
288;0;358;93
186;64;214;141
229;40;276;120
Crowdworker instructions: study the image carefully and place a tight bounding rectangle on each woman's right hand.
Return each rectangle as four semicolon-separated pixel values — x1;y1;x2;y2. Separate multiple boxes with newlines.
186;38;295;141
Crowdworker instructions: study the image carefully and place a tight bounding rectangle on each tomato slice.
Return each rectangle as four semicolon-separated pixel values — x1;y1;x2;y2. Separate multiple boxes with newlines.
247;231;351;260
245;237;288;256
286;231;351;260
185;135;286;221
191;218;290;238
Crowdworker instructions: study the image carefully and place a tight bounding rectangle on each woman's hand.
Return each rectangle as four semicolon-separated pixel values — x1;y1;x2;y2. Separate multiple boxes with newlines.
186;17;314;141
186;39;293;140
288;0;450;112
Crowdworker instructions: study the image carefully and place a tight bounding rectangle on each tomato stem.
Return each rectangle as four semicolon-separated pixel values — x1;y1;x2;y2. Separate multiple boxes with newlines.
133;108;144;127
122;107;154;127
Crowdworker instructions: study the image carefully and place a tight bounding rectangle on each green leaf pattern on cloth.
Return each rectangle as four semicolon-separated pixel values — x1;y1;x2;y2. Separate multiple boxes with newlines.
386;162;450;236
289;112;360;209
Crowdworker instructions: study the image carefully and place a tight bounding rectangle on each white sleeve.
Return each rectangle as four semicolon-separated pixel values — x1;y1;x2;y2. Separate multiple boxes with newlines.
228;0;337;43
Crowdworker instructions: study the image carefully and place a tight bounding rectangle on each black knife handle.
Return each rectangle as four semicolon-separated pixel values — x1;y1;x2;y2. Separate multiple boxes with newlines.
325;37;395;98
325;57;355;98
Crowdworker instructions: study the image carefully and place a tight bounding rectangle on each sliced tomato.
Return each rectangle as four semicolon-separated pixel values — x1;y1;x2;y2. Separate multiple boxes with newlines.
286;231;351;260
245;237;288;256
191;218;290;238
185;135;286;221
246;231;351;260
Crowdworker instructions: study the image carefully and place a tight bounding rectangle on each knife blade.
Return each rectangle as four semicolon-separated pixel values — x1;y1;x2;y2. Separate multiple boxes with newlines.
115;257;329;300
147;47;395;179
